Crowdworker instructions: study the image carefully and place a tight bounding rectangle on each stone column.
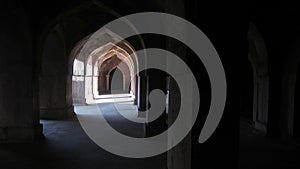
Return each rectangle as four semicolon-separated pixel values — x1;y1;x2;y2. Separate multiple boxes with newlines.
168;76;192;169
39;29;74;119
253;75;269;132
72;75;86;104
106;74;110;91
0;2;43;141
281;73;297;137
85;75;94;104
39;75;74;119
138;75;149;111
134;75;139;105
93;75;99;98
145;75;167;137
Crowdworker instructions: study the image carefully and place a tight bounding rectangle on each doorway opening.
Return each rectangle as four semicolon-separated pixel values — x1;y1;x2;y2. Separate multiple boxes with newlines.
108;68;125;92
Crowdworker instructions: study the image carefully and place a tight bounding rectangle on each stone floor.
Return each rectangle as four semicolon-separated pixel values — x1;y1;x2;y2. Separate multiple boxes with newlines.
1;102;300;169
0;102;166;169
239;119;300;169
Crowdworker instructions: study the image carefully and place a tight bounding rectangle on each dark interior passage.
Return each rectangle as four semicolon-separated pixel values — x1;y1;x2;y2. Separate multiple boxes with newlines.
1;1;300;169
294;65;300;138
240;60;254;121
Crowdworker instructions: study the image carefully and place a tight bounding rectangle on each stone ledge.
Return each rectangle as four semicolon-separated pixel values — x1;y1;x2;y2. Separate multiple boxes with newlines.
0;124;43;142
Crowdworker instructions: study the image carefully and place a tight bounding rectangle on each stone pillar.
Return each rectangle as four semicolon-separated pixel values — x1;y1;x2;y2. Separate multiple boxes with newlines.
39;75;74;119
0;2;43;141
93;75;99;98
186;5;248;168
168;76;192;169
253;75;269;132
39;29;74;119
97;73;106;95
134;75;139;105
145;75;167;137
85;76;94;104
124;71;131;93
106;74;110;91
72;75;86;104
141;73;168;168
281;73;297;137
138;75;149;111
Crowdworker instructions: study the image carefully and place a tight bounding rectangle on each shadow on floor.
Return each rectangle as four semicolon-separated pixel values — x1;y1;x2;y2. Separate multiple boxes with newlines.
0;116;166;169
239;119;300;169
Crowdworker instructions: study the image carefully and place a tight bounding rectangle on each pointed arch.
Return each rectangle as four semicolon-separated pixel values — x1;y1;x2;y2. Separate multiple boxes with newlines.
247;22;269;132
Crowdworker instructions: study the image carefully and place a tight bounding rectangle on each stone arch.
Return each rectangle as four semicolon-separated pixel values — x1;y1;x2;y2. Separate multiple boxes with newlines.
37;0;152;116
108;67;125;92
97;55;131;95
37;0;145;114
39;25;75;119
92;42;137;98
72;29;140;104
248;23;269;132
37;1;123;118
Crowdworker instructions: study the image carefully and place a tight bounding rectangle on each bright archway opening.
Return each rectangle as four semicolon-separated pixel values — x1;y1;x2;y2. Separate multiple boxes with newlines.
71;30;139;105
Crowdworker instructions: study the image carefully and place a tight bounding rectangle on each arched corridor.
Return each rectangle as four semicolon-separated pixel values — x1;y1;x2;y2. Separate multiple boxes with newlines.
70;29;140;105
1;1;300;169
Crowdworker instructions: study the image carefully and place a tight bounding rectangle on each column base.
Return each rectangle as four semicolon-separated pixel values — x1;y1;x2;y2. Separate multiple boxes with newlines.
73;98;87;105
138;110;146;118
